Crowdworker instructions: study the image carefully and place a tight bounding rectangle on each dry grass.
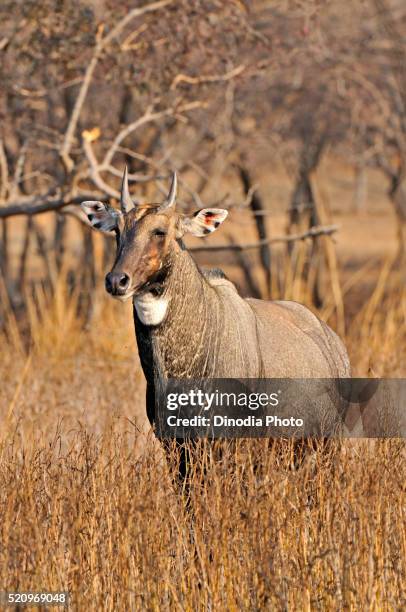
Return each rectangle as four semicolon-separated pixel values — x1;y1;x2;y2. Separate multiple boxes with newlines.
0;261;405;610
0;433;405;610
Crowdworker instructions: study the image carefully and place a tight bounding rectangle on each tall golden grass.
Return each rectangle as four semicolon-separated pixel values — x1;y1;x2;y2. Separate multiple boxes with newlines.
0;261;405;609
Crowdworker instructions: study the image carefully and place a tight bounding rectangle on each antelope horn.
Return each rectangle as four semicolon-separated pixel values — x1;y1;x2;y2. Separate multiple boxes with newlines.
120;165;135;213
158;171;177;212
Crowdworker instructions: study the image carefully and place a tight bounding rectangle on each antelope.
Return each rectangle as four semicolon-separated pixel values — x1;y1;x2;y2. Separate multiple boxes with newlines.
82;168;351;434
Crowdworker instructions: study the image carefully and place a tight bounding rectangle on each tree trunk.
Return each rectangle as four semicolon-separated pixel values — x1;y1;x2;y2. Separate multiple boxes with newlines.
238;165;271;298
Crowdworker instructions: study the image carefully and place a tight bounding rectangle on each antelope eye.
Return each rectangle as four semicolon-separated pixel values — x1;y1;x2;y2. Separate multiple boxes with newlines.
152;229;167;237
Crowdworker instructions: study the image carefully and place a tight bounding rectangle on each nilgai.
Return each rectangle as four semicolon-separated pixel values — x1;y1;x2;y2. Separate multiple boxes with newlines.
82;168;351;435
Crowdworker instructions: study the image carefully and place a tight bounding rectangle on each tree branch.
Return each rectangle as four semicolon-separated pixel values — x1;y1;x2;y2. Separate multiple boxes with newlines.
60;0;175;172
101;101;205;168
170;64;246;90
188;225;339;253
0;194;108;219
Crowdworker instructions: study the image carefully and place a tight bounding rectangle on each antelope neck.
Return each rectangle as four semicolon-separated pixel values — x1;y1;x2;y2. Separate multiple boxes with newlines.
133;246;222;379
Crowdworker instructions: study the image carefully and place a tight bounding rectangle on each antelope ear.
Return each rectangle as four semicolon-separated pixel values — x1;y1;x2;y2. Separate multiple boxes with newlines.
179;208;228;238
81;201;122;232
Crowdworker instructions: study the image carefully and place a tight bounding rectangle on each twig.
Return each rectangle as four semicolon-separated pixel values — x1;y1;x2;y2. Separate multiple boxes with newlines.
102;101;205;168
188;225;339;253
82;101;204;200
82;139;122;200
12;76;84;99
101;164;165;183
170;64;246;90
115;146;173;170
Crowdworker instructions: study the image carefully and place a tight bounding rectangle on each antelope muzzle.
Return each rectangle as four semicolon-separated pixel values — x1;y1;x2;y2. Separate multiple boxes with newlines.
105;271;131;296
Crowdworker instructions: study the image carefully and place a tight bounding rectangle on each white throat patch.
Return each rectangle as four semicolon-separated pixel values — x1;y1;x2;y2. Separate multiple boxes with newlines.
133;292;169;326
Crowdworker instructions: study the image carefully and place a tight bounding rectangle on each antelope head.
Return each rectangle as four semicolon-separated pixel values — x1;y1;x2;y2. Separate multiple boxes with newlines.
81;167;228;302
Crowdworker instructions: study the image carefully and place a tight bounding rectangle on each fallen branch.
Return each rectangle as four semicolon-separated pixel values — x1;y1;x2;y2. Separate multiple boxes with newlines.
188;225;339;252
